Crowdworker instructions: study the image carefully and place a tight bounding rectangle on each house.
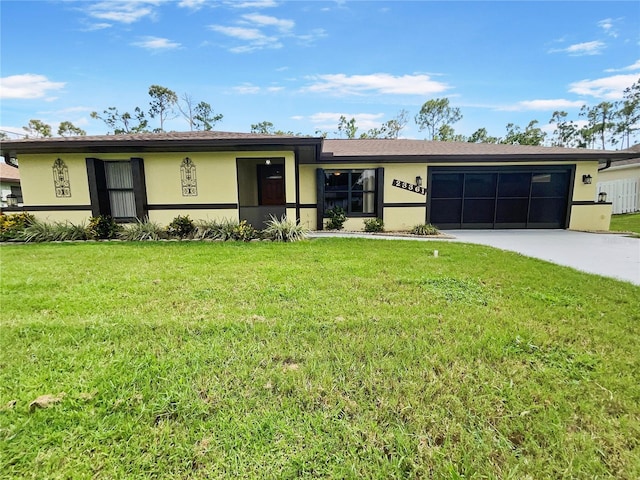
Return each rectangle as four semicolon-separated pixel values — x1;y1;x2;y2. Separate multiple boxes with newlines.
596;144;640;214
1;131;635;231
0;161;21;208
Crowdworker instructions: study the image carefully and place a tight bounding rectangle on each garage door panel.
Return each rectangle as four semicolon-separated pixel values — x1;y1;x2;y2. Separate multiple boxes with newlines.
431;198;462;225
428;167;572;229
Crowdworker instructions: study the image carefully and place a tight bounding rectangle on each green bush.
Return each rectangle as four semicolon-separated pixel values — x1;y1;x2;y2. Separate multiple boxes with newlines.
325;206;347;230
263;215;309;242
119;218;166;241
193;218;246;241
88;215;120;239
0;212;35;241
363;217;384;233
166;215;195;239
410;223;440;236
232;220;257;242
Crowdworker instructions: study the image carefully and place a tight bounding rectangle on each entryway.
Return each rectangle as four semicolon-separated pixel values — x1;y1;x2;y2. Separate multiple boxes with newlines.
237;158;286;228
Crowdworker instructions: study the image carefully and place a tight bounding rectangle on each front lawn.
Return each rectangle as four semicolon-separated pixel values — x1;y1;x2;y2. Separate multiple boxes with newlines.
1;240;639;479
610;212;640;234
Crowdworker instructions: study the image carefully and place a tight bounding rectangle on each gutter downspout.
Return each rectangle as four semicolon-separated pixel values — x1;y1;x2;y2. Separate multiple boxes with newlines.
598;159;612;172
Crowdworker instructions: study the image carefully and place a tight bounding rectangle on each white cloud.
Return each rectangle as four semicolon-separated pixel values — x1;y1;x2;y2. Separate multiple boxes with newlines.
231;83;284;94
303;73;450;96
569;74;638;100
550;40;605;56
84;1;162;24
178;0;207;10
132;36;181;50
500;99;585;112
229;0;278;8
598;18;619;38
209;25;282;52
232;83;262;94
241;13;294;32
0;74;65;99
605;60;640;73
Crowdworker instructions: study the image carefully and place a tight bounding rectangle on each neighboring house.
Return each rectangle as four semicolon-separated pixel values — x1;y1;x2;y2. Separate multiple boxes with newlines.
0;161;21;208
597;144;640;214
0;131;635;231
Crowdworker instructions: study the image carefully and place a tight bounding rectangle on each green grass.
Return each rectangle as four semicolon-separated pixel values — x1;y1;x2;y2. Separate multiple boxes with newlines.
1;239;639;479
610;212;640;235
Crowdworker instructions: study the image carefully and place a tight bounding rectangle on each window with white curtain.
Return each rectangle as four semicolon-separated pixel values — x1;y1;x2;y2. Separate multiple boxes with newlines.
105;161;136;218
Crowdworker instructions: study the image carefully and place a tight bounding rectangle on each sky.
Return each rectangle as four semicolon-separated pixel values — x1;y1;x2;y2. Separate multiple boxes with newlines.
1;0;639;145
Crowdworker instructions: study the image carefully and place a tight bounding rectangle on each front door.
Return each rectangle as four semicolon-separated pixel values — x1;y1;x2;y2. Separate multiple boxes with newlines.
258;164;285;205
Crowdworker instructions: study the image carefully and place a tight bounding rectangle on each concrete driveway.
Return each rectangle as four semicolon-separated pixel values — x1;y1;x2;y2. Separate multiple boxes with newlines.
310;230;640;285
442;230;640;286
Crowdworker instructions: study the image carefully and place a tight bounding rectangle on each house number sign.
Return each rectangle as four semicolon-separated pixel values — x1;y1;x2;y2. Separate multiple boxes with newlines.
392;179;426;195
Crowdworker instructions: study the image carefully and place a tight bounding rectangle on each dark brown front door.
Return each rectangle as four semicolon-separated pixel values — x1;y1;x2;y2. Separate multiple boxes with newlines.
258;164;285;205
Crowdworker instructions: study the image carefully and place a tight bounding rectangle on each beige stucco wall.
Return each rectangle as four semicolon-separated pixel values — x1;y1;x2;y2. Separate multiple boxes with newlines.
18;154;92;207
569;203;612;231
597;164;640;183
148;209;239;226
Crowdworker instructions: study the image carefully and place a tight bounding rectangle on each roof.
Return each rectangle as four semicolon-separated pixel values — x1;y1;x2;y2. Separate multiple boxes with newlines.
0;131;323;156
1;131;636;163
0;162;20;182
321;138;635;162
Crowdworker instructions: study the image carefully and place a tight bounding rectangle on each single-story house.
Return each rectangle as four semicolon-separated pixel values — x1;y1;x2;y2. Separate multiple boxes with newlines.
1;131;636;231
0;161;22;208
597;144;640;214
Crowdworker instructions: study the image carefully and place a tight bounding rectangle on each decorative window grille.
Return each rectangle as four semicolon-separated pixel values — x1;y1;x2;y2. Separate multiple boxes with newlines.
52;158;71;197
181;157;197;196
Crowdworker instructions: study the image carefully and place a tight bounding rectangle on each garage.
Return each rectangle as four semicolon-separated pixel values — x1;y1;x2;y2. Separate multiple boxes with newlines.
427;166;574;229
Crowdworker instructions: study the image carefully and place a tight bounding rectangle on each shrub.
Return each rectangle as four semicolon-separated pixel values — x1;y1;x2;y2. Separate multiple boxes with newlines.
88;215;120;240
193;218;243;241
363;217;384;233
410;223;440;236
119;218;166;241
20;219;88;242
0;212;35;241
263;215;309;242
166;215;195;239
325;206;347;230
232;220;257;242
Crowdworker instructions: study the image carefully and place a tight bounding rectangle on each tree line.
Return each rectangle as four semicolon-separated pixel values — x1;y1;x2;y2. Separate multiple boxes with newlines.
6;78;638;150
318;78;639;149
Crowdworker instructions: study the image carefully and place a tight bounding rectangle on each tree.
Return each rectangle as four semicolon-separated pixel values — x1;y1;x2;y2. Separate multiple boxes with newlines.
251;121;275;134
23;119;52;138
548;111;579;148
57;121;86;137
434;124;466;142
500;120;546;146
177;95;223;131
415;98;462;140
337;115;358;139
580;102;616;149
467;127;499;144
615;79;640;149
90;107;149;134
148;85;178;132
193;101;223;131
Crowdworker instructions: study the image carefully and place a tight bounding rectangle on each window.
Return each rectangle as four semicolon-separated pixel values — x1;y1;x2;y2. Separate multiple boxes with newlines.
324;169;376;215
10;186;23;204
105;161;136;218
86;157;147;221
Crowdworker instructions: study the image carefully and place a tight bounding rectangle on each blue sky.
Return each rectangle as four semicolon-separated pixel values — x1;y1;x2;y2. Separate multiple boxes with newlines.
1;0;638;144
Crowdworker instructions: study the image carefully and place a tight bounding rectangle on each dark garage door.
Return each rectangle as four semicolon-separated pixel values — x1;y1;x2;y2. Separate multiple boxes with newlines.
428;166;573;229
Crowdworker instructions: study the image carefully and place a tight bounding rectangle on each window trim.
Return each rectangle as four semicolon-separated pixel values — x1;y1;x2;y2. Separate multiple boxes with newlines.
322;169;377;217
